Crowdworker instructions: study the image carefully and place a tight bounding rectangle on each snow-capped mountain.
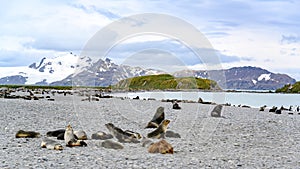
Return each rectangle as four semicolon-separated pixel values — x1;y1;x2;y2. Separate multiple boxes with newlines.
0;53;165;86
173;66;296;90
0;53;93;85
0;53;296;90
51;58;166;86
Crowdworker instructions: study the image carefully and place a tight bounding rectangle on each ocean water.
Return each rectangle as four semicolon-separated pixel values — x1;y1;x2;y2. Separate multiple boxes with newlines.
111;91;300;109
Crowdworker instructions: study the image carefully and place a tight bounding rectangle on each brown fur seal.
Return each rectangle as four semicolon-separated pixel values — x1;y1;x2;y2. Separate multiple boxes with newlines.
15;130;40;138
105;123;140;143
64;124;87;147
41;137;63;150
147;119;170;139
74;130;88;140
148;139;173;154
46;129;65;137
211;105;223;117
145;107;165;128
101;140;124;150
172;101;181;110
91;131;113;140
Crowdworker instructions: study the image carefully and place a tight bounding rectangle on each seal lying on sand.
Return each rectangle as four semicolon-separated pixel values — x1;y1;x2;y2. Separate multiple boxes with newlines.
145;107;165;128
105;123;140;143
46;129;65;137
101;140;124;150
74;130;88;140
91;131;113;140
211;105;223;117
15;130;40;138
148;139;173;154
64;124;87;147
147;119;170;139
41;137;63;150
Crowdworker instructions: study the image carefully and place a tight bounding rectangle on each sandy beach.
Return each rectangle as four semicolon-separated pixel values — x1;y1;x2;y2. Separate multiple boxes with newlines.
1;93;300;168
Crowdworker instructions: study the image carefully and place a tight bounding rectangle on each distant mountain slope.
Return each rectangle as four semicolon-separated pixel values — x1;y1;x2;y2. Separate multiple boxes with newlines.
113;74;220;91
0;53;296;90
173;66;296;90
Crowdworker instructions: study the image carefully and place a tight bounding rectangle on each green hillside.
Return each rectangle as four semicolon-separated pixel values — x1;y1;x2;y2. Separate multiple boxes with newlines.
275;82;300;93
113;74;220;91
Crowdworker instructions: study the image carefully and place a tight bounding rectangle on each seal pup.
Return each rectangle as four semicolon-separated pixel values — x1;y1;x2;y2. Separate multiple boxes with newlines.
64;124;87;147
147;119;170;139
91;131;113;140
101;140;124;150
148;139;173;154
145;107;165;128
41;137;63;150
211;105;223;117
105;123;140;143
46;129;65;137
16;130;40;138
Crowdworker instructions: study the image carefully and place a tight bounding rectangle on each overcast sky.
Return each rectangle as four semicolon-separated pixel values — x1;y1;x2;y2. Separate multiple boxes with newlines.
1;0;300;79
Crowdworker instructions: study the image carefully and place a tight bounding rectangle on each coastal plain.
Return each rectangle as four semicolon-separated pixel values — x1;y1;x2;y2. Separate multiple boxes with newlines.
0;94;300;168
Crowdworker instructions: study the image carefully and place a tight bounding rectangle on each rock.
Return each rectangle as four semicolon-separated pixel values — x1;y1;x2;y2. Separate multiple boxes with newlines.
165;130;181;138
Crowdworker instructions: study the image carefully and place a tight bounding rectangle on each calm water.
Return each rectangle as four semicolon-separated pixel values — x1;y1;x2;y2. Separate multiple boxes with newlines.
111;91;300;108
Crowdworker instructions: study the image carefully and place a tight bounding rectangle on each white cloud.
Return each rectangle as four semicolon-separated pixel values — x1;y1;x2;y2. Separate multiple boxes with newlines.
0;0;300;80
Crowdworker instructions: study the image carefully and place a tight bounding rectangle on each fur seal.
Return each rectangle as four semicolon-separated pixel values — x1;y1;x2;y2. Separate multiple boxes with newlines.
147;119;170;139
145;107;165;128
105;123;140;143
74;130;88;140
269;106;277;112
148;139;173;154
15;130;40;138
41;137;63;150
101;140;124;150
46;129;65;137
64;124;87;147
91;131;113;140
211;105;223;117
259;105;267;111
172;101;181;110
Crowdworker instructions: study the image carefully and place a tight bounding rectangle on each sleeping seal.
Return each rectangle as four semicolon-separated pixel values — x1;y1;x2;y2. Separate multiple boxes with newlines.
41;137;63;150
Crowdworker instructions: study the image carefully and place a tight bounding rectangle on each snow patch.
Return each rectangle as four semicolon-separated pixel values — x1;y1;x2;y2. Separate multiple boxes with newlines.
258;74;271;81
252;79;257;84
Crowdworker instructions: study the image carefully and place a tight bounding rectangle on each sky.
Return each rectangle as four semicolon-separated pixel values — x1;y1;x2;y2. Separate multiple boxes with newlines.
1;0;300;80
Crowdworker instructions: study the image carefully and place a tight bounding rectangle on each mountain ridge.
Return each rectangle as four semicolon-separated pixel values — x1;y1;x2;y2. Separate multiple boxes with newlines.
0;54;296;90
